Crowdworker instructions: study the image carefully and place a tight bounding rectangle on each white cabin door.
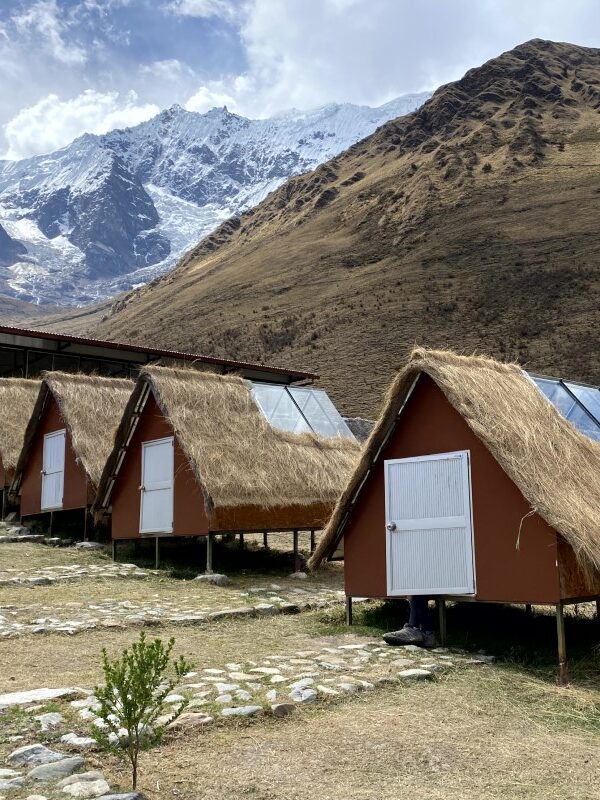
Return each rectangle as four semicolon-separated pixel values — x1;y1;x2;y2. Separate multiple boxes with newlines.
139;437;174;535
41;430;66;510
385;450;475;595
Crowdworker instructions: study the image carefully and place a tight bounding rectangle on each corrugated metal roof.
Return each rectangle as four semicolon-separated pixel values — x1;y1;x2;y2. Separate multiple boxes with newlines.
0;323;318;381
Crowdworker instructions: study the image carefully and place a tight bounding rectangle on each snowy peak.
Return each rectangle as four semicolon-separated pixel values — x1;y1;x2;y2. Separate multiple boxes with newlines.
0;91;430;305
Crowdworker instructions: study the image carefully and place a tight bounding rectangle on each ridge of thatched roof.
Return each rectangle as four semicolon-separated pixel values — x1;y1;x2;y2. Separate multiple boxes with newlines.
13;372;133;491
0;378;40;483
95;365;361;514
309;347;600;577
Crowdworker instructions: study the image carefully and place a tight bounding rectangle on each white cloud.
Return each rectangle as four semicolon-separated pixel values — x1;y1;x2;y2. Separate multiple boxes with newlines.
183;0;600;118
140;59;195;81
3;90;159;160
166;0;237;20
12;0;88;65
185;81;242;113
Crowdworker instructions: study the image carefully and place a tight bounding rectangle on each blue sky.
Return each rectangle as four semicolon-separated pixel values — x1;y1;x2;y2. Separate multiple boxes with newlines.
0;0;599;159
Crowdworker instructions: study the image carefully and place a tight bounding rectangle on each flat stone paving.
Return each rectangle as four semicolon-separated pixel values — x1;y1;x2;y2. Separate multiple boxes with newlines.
0;638;494;799
0;580;345;639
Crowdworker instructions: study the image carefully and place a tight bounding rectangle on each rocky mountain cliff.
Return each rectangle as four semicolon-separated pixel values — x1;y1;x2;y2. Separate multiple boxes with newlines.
0;94;428;305
84;39;600;416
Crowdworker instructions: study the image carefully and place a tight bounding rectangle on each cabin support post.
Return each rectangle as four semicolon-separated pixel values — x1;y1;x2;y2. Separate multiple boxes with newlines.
293;530;300;573
49;511;54;538
263;532;268;549
436;598;447;646
310;529;316;553
556;602;568;686
596;599;600;620
83;507;89;542
1;487;6;521
206;533;214;574
111;539;117;562
345;596;353;626
239;533;244;550
155;537;160;570
525;604;533;620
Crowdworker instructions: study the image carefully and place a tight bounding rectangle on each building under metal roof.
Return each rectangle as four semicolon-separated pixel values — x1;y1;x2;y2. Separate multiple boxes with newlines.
0;324;316;384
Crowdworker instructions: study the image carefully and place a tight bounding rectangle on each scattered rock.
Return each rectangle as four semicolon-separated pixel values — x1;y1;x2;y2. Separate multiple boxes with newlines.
289;688;317;703
397;668;433;680
59;771;110;798
28;756;86;782
0;770;21;779
0;776;25;791
271;703;295;718
288;571;307;580
167;712;213;730
194;573;229;586
60;734;98;750
221;705;262;717
1;688;84;707
76;542;104;551
254;603;278;615
8;744;66;767
34;712;65;731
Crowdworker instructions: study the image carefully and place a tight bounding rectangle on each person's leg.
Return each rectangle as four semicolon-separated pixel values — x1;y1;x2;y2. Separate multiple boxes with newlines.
409;595;427;629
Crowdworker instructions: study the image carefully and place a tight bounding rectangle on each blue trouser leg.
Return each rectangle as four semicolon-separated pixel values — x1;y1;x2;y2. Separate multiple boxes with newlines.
408;596;433;631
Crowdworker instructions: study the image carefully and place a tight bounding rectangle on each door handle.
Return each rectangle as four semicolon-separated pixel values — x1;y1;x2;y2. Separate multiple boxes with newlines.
139;485;145;491
386;522;397;532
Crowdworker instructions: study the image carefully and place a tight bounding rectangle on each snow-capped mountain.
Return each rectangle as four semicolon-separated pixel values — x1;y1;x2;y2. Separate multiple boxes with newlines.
0;93;430;305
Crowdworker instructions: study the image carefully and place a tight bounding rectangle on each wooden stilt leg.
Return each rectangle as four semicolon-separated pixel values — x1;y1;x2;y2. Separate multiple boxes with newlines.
49;511;54;537
436;598;447;646
1;487;6;521
310;529;316;553
263;531;268;549
525;604;533;619
556;603;568;685
111;539;117;562
83;507;89;542
293;530;300;573
206;533;213;574
596;599;600;620
345;596;353;626
239;533;244;550
155;537;160;570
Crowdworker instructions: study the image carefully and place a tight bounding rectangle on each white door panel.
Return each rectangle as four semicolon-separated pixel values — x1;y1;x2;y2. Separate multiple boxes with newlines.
140;437;174;534
385;451;475;595
41;430;65;510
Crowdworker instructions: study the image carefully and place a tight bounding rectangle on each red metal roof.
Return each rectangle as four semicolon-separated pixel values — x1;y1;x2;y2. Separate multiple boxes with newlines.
0;323;318;381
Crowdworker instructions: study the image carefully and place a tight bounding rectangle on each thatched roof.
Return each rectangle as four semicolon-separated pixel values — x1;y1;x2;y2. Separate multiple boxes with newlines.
95;365;360;517
12;372;133;492
309;348;600;577
0;378;40;484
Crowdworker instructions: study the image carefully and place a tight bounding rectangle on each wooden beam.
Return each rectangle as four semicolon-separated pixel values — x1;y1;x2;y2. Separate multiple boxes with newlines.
310;529;316;553
206;533;214;574
155;537;160;570
293;530;300;573
436;598;447;646
556;603;568;686
111;539;117;562
345;596;353;626
263;531;268;549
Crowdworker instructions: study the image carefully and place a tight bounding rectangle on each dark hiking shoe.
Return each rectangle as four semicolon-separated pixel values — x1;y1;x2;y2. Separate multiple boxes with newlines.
421;631;437;648
383;624;425;646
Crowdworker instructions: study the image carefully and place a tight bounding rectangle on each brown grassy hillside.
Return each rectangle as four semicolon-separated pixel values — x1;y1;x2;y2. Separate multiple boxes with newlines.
78;40;600;415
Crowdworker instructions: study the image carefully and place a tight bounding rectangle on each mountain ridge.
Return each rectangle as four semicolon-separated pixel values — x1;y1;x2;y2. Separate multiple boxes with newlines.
0;92;430;305
85;39;600;416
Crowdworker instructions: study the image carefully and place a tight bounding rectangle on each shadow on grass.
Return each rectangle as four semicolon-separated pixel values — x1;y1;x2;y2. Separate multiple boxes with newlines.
316;599;600;686
115;535;307;580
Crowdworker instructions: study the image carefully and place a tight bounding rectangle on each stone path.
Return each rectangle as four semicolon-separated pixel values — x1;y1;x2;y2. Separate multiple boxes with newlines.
0;564;151;589
0;639;494;798
0;582;345;639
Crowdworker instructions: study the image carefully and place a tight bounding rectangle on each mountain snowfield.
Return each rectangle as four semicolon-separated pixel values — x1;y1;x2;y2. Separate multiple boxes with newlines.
0;93;430;306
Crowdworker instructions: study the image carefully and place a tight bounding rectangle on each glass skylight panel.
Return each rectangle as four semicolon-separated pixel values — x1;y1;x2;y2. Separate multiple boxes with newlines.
529;374;600;441
251;383;311;434
564;382;600;424
291;387;354;438
531;377;578;416
251;382;355;439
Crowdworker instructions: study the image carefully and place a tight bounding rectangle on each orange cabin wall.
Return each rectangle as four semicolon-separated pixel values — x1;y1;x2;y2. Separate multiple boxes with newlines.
110;394;210;540
343;374;566;605
20;398;89;516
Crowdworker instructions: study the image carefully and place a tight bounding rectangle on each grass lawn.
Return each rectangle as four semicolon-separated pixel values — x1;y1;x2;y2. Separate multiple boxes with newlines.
1;542;599;799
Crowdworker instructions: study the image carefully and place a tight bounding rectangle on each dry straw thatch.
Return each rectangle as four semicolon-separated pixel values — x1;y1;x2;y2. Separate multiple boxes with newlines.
0;378;40;484
97;365;360;515
13;372;133;492
310;347;600;579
